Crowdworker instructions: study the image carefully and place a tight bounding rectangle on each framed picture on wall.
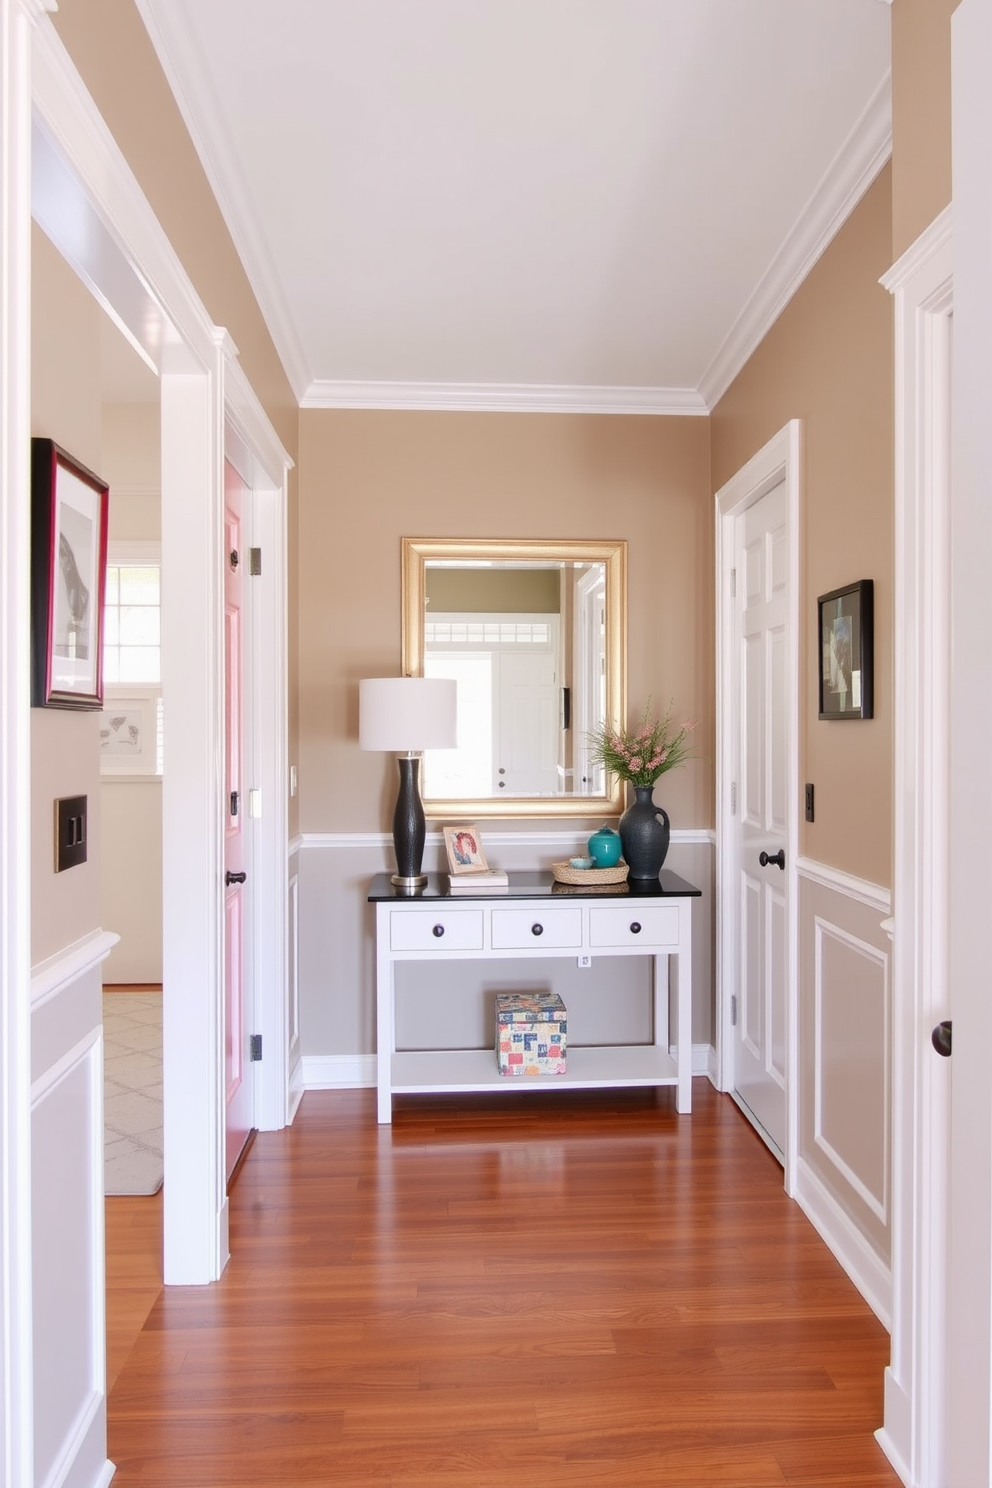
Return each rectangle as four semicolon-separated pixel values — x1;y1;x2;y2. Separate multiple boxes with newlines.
30;438;110;709
818;579;874;720
99;689;162;778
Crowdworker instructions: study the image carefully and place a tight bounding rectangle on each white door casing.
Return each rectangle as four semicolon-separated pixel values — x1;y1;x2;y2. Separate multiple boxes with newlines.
716;421;801;1192
31;16;292;1288
877;208;952;1488
944;4;992;1481
734;481;789;1155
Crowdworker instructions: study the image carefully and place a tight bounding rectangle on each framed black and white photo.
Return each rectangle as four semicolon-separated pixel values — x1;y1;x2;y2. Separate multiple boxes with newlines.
99;689;162;778
31;439;109;710
818;579;873;720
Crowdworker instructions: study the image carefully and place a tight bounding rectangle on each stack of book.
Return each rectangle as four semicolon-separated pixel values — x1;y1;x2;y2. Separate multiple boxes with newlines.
448;868;510;894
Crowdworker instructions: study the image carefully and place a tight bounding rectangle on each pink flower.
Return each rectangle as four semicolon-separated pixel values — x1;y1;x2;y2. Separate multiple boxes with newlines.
629;756;642;771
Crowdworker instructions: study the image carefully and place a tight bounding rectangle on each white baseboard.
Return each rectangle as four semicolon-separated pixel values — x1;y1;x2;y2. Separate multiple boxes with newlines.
874;1368;912;1486
303;1046;717;1091
794;1155;892;1329
303;1054;377;1089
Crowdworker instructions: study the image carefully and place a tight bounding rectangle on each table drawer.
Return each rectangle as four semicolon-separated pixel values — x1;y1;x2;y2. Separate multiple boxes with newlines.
390;909;485;952
588;904;680;949
491;906;583;950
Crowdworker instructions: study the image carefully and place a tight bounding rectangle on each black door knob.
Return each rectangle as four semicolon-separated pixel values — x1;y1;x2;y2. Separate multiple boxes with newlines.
759;849;786;870
225;870;247;886
931;1020;952;1058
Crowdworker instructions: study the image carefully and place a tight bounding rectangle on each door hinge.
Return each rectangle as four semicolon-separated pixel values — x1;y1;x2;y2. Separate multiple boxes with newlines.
250;1034;263;1062
730;995;738;1027
249;547;262;576
248;787;262;818
730;566;737;598
730;781;737;816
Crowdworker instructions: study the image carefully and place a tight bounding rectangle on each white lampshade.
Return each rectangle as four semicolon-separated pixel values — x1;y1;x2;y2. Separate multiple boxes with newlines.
359;677;457;753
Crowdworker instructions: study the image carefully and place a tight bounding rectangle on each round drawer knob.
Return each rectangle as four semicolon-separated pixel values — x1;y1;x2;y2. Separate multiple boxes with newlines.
531;923;544;937
630;921;642;934
432;924;445;938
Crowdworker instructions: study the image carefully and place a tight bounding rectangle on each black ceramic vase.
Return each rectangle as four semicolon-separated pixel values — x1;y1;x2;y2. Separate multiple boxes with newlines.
619;785;670;880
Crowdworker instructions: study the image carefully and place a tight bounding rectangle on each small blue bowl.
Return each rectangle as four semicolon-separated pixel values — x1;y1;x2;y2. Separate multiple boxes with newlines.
569;856;596;870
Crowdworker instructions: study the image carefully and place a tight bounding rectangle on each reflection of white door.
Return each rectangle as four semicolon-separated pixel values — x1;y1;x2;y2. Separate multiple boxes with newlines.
574;567;606;793
733;479;789;1157
495;650;558;794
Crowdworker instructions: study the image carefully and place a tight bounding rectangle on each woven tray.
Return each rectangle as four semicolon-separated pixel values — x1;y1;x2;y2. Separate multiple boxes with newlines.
551;859;629;886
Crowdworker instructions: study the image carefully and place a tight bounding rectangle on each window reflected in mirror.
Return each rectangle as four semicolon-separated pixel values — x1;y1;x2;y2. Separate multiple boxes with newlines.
401;539;626;820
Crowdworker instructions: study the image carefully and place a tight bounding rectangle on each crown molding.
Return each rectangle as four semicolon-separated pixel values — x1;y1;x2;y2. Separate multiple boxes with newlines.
698;70;892;410
880;204;952;295
300;380;709;416
133;0;312;402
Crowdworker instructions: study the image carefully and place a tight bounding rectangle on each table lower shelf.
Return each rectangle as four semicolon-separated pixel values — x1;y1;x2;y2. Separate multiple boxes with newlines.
389;1043;679;1095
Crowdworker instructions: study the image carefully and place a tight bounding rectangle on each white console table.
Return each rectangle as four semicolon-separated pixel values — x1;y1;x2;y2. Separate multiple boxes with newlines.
369;869;701;1124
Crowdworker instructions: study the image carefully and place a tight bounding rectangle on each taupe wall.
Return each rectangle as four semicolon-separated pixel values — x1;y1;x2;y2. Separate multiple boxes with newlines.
711;168;894;890
30;228;104;965
52;0;301;837
100;404;163;984
298;410;713;835
891;0;959;260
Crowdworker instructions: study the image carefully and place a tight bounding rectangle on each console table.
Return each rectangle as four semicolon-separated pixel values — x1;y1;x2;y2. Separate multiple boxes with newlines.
369;869;701;1124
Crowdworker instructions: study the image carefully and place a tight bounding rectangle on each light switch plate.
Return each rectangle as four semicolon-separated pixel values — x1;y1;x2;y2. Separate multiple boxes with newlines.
55;795;87;872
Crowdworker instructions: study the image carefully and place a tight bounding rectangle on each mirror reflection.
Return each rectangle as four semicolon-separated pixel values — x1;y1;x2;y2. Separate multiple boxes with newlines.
401;539;626;819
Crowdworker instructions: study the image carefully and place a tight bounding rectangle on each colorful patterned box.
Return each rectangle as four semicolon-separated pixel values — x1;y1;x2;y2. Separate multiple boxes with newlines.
495;991;567;1076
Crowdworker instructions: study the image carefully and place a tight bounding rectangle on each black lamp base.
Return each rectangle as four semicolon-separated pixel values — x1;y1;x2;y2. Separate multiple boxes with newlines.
391;754;427;888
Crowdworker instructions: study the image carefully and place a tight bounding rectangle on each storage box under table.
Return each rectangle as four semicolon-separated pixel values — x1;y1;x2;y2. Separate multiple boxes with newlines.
495;991;567;1076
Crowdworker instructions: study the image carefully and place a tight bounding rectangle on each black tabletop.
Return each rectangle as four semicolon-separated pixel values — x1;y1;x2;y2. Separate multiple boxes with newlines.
368;869;701;903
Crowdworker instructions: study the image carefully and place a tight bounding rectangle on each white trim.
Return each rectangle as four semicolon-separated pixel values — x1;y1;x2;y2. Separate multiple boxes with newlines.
812;916;890;1227
131;0;310;400
299;827;717;851
795;856;892;915
303;1054;377;1090
32;19;219;373
30;930;119;1009
794;1156;892;1329
301;380;709;417
303;1045;716;1091
880;202;954;1488
2;11;53;1484
715;421;801;1195
288;833;304;857
700;74;892;409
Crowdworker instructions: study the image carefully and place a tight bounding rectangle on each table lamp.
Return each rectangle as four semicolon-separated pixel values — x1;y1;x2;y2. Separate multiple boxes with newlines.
359;677;458;888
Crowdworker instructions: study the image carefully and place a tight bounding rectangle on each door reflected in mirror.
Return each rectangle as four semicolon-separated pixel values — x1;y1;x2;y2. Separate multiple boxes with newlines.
401;539;626;820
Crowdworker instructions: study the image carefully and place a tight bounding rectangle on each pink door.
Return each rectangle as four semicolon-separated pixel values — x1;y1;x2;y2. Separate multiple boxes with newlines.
224;459;252;1181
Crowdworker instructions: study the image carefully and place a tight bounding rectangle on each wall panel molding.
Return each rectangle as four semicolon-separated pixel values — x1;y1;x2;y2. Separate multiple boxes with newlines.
796;855;891;914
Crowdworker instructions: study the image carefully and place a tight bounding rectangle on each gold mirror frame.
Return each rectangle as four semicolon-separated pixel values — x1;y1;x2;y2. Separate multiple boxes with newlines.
401;537;627;819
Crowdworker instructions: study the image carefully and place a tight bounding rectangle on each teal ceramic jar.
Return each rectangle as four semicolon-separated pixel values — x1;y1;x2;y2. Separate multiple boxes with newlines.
587;825;622;868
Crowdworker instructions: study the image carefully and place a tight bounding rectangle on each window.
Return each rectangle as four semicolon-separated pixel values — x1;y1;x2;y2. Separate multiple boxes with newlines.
103;547;161;686
101;544;163;777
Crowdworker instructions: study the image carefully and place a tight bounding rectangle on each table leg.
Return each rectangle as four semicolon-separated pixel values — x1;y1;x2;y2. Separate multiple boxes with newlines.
375;914;393;1124
676;907;692;1113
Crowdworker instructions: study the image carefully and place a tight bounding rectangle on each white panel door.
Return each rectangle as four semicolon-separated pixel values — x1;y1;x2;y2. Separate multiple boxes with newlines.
495;650;558;795
734;480;789;1153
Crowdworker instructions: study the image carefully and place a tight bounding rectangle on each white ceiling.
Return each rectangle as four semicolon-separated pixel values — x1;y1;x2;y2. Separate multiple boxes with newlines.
135;0;891;413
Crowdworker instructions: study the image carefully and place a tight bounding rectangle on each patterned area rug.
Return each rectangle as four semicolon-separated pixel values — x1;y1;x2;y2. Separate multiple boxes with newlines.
103;992;163;1196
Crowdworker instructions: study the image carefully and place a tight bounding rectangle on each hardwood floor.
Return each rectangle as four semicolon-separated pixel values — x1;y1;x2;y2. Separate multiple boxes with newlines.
106;1082;901;1486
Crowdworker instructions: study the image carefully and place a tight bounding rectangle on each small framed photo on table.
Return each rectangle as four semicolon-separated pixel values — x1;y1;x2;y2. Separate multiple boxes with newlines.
818;579;874;720
443;824;489;875
30;438;109;710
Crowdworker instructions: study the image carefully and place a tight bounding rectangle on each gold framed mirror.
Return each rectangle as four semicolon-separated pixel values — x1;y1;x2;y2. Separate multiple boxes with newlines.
401;537;626;819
